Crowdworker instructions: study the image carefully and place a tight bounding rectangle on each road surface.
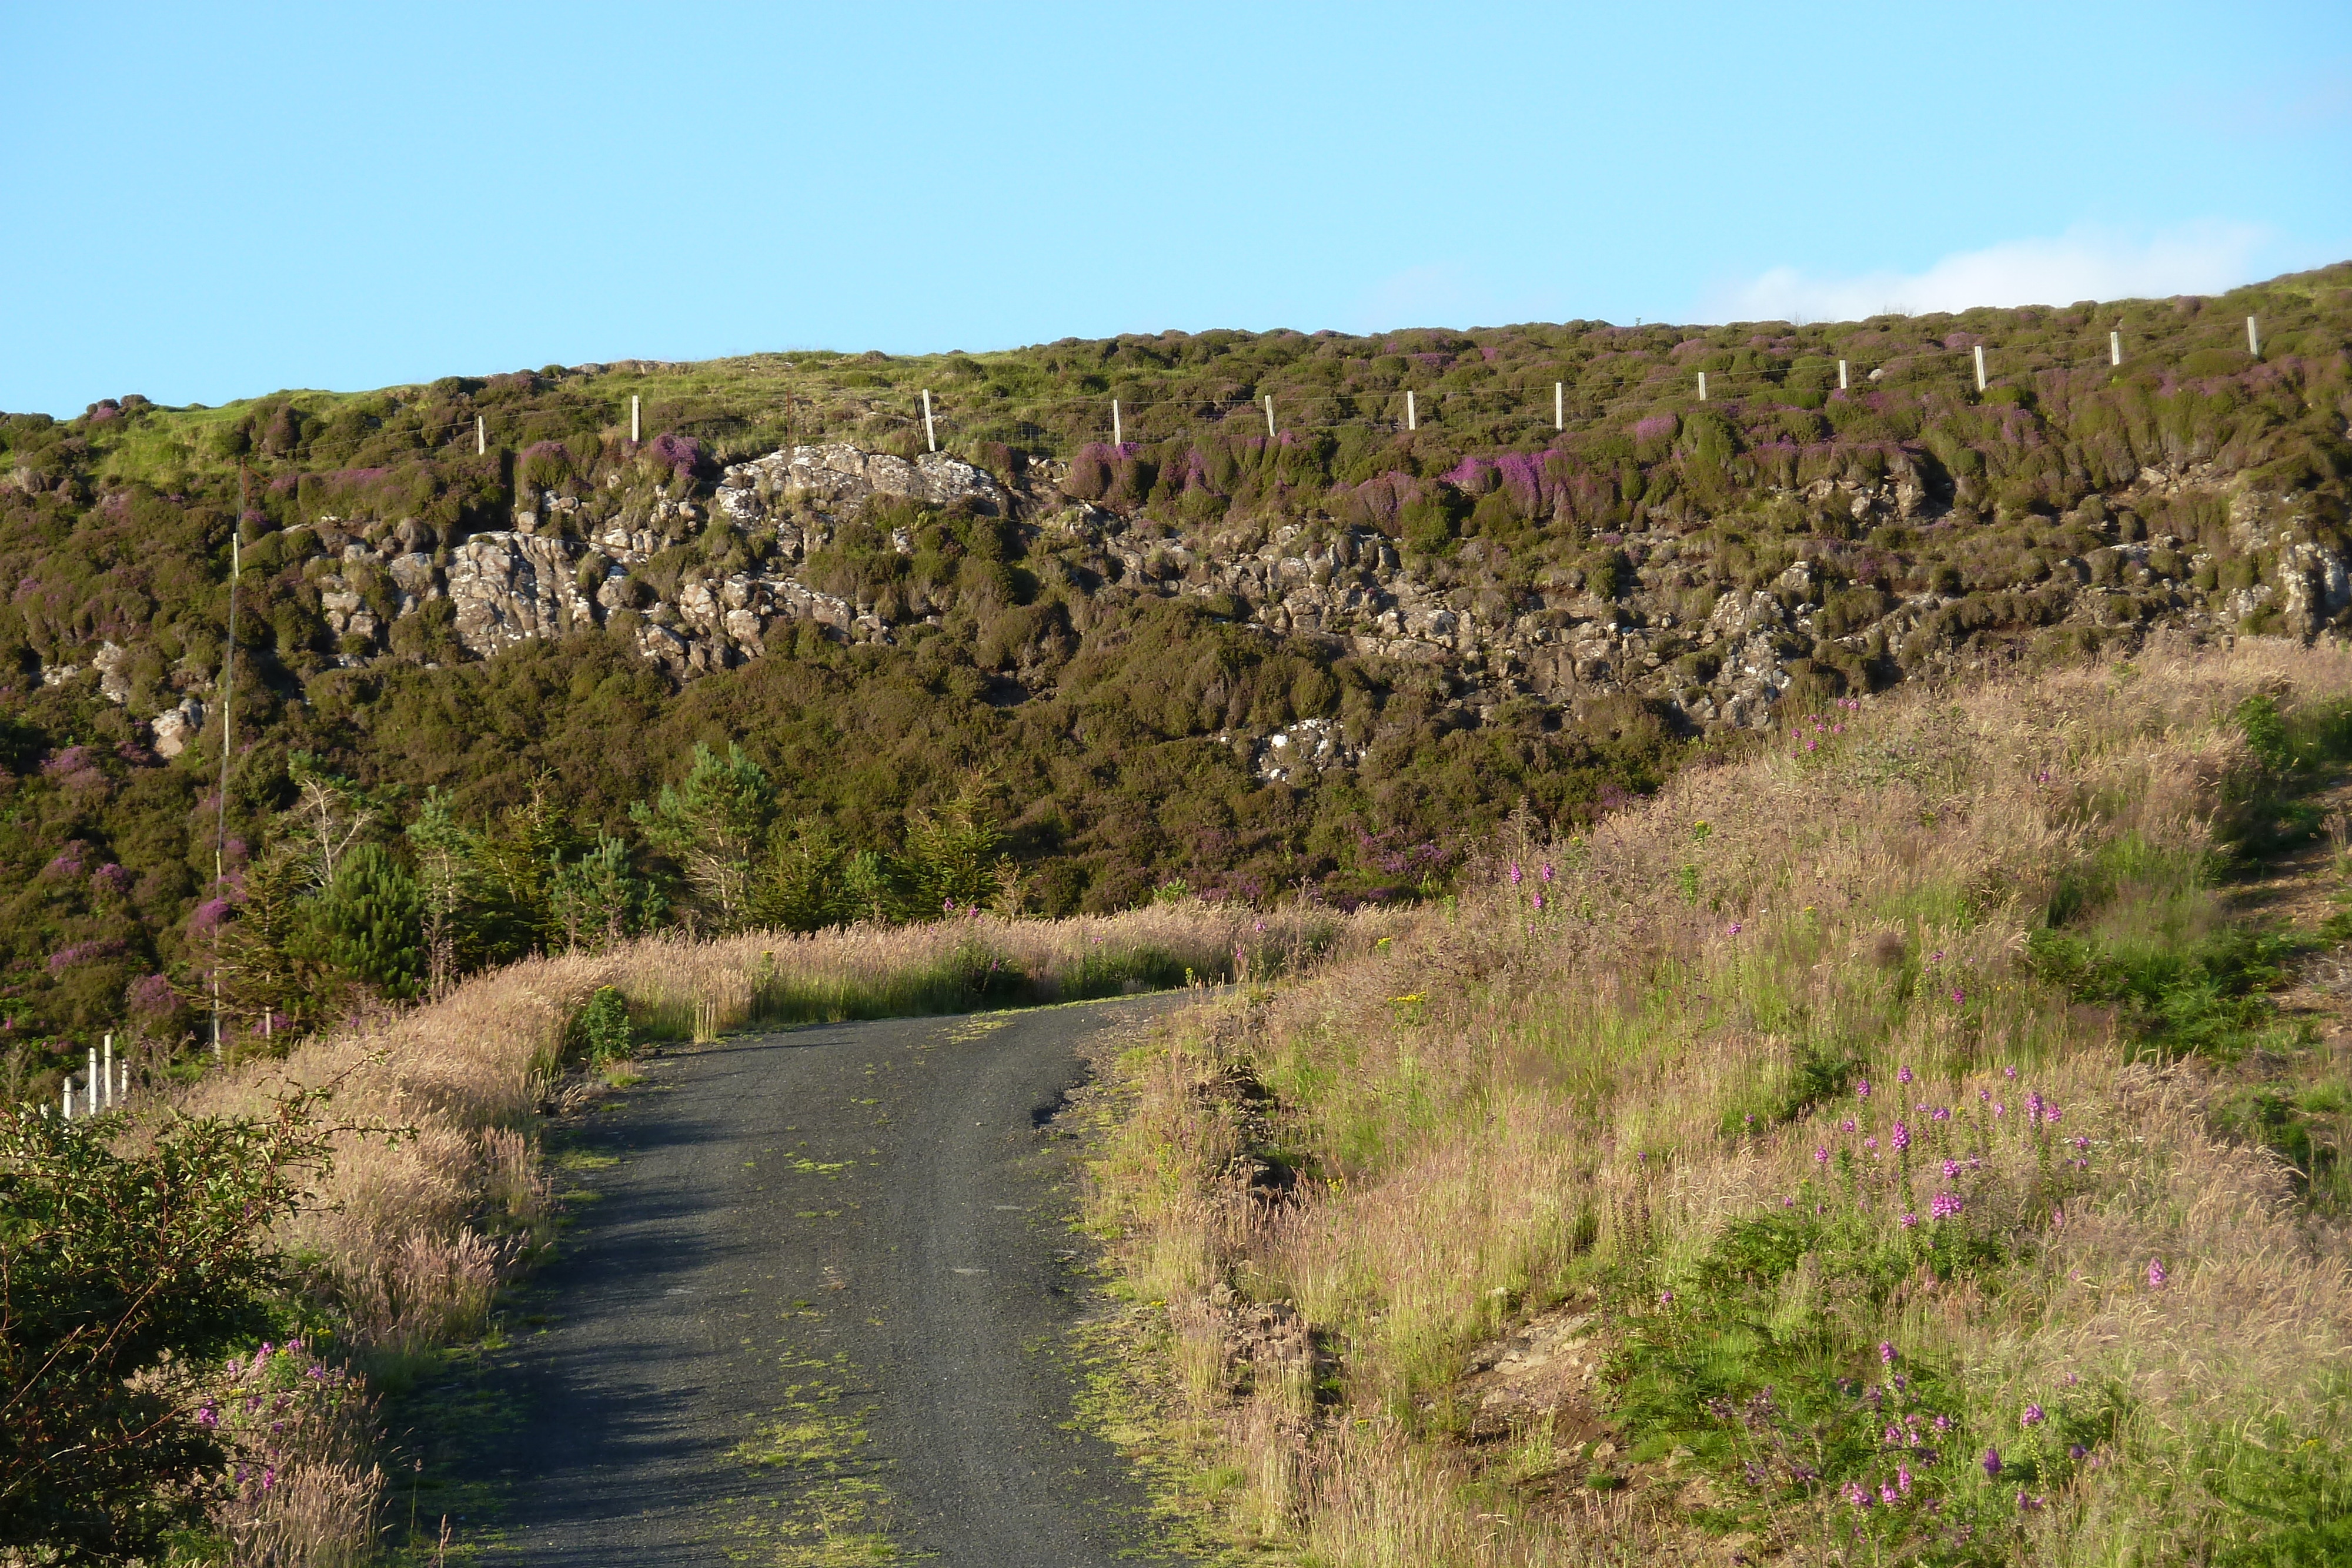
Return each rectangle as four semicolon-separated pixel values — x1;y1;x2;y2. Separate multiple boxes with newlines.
484;995;1195;1565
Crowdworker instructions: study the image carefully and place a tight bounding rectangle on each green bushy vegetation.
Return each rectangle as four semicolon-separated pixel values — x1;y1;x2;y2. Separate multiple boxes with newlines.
0;1088;337;1560
1;266;2347;1099
1089;646;2352;1564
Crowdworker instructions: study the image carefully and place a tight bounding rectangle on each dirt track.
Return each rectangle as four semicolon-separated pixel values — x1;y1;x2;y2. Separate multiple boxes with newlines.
482;996;1196;1564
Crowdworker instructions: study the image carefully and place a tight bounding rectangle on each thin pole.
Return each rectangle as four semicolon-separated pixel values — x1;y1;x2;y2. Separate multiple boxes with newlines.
1973;344;1987;393
88;1047;98;1112
1111;398;1121;447
1264;394;1275;438
476;415;486;456
1405;390;1415;432
631;394;642;443
922;388;937;453
63;1081;73;1120
1554;381;1563;431
2247;315;2260;356
1838;359;1849;391
101;1034;112;1111
1696;372;1707;402
215;484;242;1064
2110;330;2122;367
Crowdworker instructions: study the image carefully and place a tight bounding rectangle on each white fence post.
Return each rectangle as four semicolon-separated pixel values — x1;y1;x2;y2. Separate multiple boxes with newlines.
1264;394;1275;438
1838;359;1849;391
63;1079;74;1119
630;394;642;443
1696;372;1707;402
2110;330;2122;367
922;388;937;453
1405;390;1415;432
101;1034;112;1111
88;1047;98;1111
1973;344;1987;392
2247;315;2260;356
1554;381;1563;431
475;416;485;456
1111;397;1121;447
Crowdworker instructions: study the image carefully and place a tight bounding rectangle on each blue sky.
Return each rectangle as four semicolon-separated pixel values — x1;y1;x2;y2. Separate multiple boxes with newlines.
4;1;2347;415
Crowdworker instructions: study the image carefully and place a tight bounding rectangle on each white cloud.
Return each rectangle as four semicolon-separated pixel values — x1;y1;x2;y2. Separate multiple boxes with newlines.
1700;222;2277;324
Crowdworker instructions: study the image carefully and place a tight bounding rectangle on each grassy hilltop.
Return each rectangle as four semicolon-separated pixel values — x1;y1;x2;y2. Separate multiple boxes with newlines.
0;264;2347;1091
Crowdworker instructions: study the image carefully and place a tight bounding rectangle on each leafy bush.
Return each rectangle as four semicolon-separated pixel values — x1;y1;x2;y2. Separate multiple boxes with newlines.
0;1092;335;1559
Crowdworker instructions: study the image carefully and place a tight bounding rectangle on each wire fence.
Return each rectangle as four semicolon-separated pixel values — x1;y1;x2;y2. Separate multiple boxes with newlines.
92;312;2285;481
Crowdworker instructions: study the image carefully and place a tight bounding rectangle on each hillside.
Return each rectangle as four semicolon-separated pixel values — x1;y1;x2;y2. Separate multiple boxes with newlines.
1;264;2348;1086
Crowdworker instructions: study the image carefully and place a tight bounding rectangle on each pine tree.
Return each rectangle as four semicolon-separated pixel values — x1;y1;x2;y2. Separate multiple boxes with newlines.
632;743;773;932
308;843;425;1000
547;833;659;951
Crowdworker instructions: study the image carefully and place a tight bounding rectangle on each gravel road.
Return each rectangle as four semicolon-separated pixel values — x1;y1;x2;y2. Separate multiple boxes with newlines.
489;995;1197;1565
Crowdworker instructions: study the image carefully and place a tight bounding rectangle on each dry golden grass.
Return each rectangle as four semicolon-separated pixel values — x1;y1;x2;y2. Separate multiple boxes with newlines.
163;899;1392;1560
1090;635;2352;1565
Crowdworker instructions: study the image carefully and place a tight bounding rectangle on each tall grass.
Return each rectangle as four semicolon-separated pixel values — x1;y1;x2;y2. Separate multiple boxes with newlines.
168;899;1392;1561
1090;635;2352;1564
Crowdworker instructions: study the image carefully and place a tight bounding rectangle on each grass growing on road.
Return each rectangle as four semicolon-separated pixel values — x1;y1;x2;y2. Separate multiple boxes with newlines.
156;898;1391;1556
1087;636;2352;1564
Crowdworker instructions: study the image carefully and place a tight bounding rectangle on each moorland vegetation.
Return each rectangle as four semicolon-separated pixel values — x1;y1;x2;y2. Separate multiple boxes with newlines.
1090;637;2352;1564
1;266;2347;1101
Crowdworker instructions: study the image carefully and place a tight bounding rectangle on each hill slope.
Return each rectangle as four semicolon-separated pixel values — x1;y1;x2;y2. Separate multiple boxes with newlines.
1;265;2347;1085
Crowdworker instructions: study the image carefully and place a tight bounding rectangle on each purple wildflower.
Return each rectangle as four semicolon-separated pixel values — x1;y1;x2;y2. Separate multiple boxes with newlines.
2022;1404;2045;1427
1983;1445;2003;1479
1892;1121;1911;1152
2148;1258;2169;1289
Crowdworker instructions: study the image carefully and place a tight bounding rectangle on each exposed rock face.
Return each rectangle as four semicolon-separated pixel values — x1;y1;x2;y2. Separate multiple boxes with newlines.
150;696;203;759
447;532;593;657
718;443;1007;519
81;440;2352;780
92;641;131;705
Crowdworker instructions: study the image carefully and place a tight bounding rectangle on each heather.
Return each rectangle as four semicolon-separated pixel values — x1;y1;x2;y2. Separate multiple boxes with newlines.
1086;637;2352;1563
2;266;2348;1095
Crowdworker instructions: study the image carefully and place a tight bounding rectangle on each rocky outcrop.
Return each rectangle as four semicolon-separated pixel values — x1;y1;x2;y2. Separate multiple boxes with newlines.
446;532;593;657
69;439;2352;781
150;696;204;759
